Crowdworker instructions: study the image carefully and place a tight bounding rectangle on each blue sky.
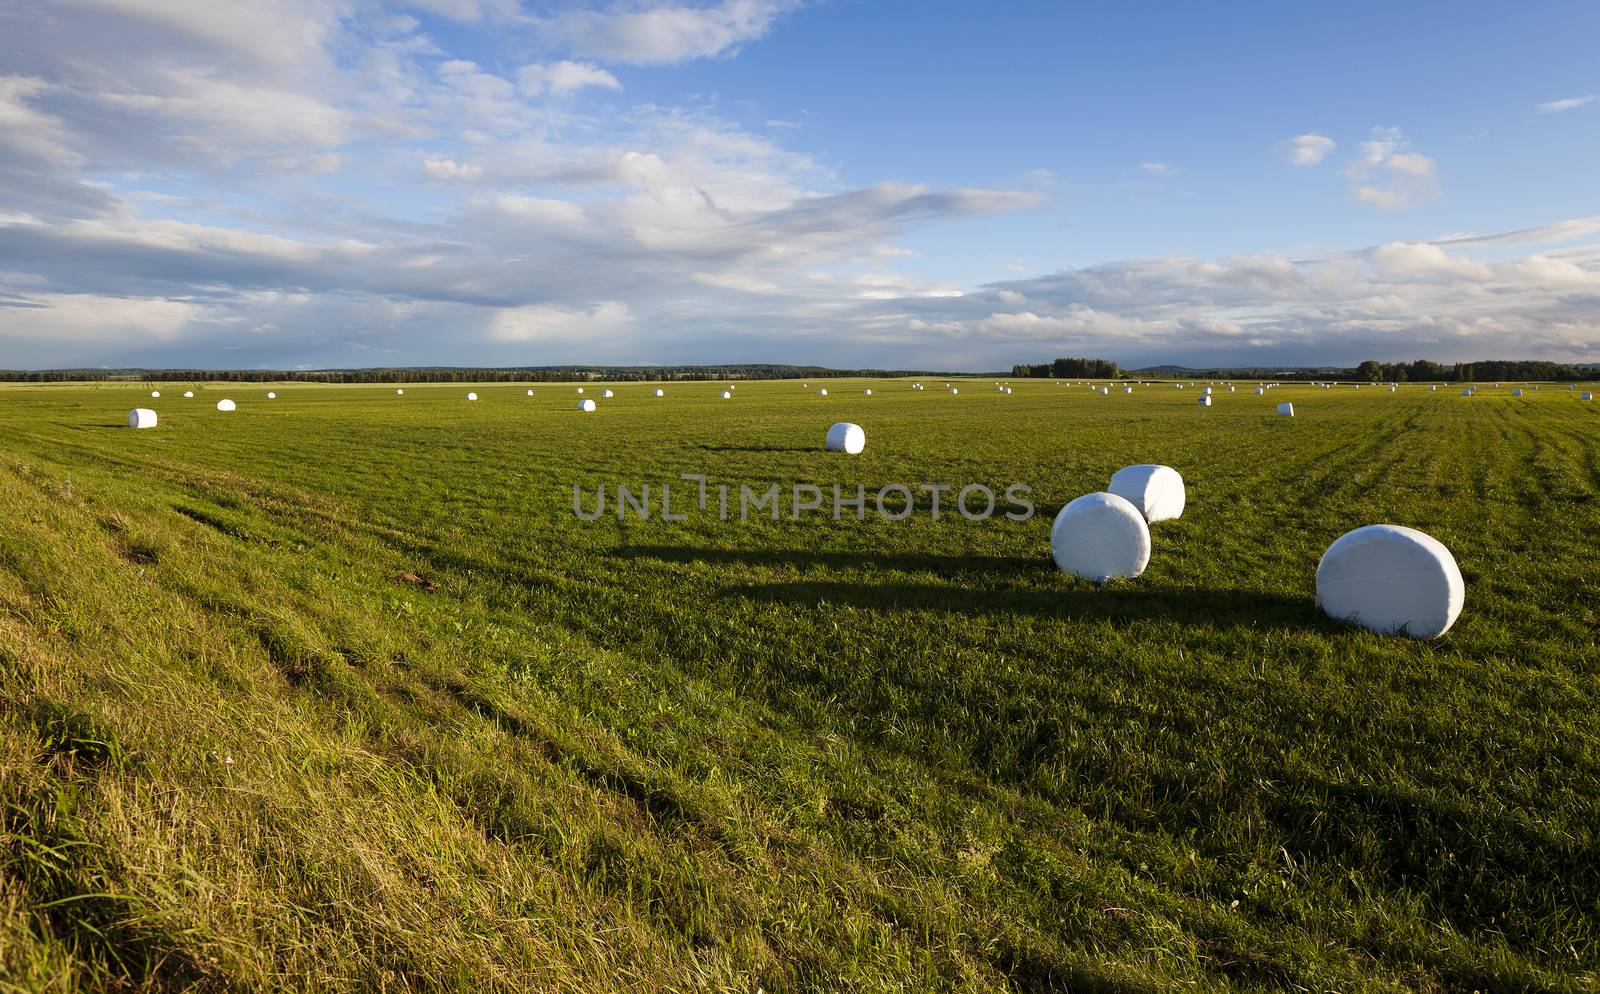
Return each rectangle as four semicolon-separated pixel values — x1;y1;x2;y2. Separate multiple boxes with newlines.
0;0;1597;370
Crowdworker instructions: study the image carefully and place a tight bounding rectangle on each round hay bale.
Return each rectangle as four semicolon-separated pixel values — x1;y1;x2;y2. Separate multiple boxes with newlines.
653;388;665;397
183;391;194;398
1582;392;1594;401
1316;525;1464;638
1004;387;1012;395
576;387;584;394
150;390;160;398
1203;387;1213;395
1276;401;1294;417
1513;388;1524;397
721;390;733;399
527;389;535;396
1124;386;1133;393
1108;464;1184;523
1460;388;1473;396
267;392;276;399
1099;387;1109;395
216;399;236;412
602;389;614;398
818;388;829;396
396;388;405;395
466;392;478;401
949;387;959;395
1198;395;1212;407
127;408;157;429
577;399;596;412
825;422;865;454
1050;493;1151;582
864;389;873;396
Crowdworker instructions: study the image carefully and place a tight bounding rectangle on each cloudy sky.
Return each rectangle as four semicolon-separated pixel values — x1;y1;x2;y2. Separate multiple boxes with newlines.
1;0;1598;370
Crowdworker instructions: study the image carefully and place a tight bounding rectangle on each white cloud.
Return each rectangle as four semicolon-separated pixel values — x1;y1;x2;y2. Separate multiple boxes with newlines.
0;77;83;167
544;0;796;65
1344;127;1439;210
1277;133;1334;166
1140;162;1181;177
422;157;484;180
486;301;632;342
1536;95;1595;114
517;61;622;97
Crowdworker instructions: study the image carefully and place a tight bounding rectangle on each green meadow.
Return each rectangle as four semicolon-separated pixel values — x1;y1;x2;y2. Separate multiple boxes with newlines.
2;378;1597;992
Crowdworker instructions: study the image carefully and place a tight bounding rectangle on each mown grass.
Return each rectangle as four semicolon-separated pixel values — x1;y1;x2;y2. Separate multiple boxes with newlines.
1;378;1597;993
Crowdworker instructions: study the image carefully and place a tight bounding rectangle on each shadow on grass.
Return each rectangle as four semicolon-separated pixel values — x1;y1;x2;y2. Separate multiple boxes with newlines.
695;443;816;453
718;578;1322;628
613;544;1040;576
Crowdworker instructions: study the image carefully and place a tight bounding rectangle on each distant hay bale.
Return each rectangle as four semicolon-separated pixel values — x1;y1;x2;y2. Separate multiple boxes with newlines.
527;389;534;396
183;391;194;398
150;390;160;398
1203;387;1212;395
396;388;404;395
1255;387;1265;395
1124;386;1133;393
576;387;584;394
949;387;959;395
721;390;733;399
215;399;236;412
864;389;873;395
127;408;157;429
577;399;596;412
267;392;276;399
1108;464;1184;522
1316;524;1464;638
1276;402;1294;417
1050;493;1151;582
1099;386;1109;395
653;388;665;397
1513;388;1524;396
825;422;865;454
466;392;478;401
1004;387;1012;394
602;389;614;397
1460;388;1472;396
1583;392;1594;401
1198;395;1212;406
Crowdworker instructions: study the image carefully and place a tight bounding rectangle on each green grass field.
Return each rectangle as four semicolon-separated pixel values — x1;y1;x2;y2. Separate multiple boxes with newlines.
2;378;1597;993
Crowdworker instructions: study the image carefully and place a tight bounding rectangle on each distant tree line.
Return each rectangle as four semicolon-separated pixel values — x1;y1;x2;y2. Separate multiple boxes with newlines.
1010;357;1124;379
0;364;952;383
1008;357;1597;383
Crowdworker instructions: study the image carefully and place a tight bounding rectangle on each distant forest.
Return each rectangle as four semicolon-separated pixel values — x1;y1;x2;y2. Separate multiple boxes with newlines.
1011;357;1599;382
0;364;947;384
3;358;1594;384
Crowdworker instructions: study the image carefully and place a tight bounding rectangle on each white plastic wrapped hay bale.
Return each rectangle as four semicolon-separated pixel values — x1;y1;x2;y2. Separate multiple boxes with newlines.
1513;388;1524;397
818;388;829;396
825;422;865;454
949;387;959;395
1277;401;1294;417
183;390;194;398
1050;493;1151;582
1108;464;1184;523
1203;387;1212;395
653;388;665;397
1460;388;1472;396
150;390;160;398
527;389;535;396
1198;395;1212;407
267;391;276;399
216;399;236;412
576;387;584;394
1583;392;1594;401
127;408;157;429
864;389;873;396
577;399;596;412
1124;386;1133;394
602;389;614;398
1255;387;1265;395
1099;386;1109;395
721;390;733;399
466;392;478;401
396;388;405;395
1004;387;1012;394
1316;525;1464;638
